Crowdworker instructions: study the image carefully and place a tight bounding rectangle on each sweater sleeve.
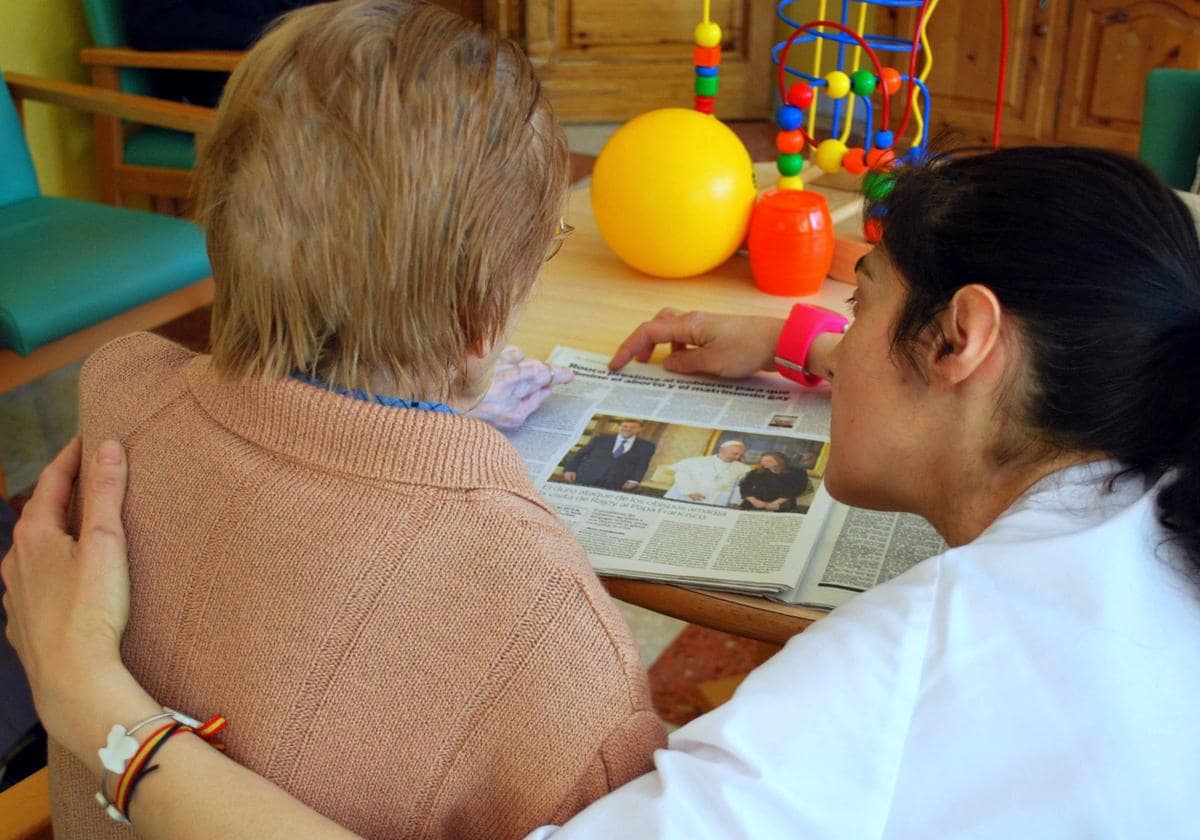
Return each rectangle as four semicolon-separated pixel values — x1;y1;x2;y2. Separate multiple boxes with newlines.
548;709;666;825
412;523;665;840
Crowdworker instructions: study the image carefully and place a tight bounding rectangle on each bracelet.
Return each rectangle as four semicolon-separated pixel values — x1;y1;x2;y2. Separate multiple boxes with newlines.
96;708;227;825
774;303;849;386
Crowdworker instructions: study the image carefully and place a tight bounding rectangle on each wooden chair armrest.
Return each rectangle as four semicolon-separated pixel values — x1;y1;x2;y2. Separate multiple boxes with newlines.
80;46;243;73
0;766;51;840
4;72;213;135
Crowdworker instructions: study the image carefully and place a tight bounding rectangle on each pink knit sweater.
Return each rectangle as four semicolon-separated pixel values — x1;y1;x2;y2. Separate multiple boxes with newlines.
50;333;664;839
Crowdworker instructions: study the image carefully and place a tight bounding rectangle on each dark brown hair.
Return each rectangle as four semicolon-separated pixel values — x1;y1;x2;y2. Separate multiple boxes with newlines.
869;145;1200;573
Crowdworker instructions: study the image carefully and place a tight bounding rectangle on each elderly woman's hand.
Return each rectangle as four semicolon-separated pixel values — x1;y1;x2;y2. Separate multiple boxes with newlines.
468;346;574;430
2;438;159;773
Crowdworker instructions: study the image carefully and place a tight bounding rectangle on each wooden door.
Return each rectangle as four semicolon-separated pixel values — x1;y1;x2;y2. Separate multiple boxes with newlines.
492;1;775;122
877;0;1072;147
1055;0;1200;153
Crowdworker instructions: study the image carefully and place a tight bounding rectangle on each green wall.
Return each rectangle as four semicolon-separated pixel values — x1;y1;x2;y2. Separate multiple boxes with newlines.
0;0;98;199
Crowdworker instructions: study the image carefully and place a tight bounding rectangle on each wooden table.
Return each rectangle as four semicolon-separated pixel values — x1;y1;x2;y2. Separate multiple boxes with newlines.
509;163;866;645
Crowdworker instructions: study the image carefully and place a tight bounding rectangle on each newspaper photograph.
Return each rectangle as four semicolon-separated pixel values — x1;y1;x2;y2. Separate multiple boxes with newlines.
506;347;944;608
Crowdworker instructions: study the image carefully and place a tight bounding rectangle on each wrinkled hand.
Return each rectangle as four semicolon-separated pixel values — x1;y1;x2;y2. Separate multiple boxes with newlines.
609;309;787;379
2;438;138;758
468;347;575;430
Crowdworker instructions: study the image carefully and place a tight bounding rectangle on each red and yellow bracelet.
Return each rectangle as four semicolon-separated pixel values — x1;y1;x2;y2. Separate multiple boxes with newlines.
97;710;227;825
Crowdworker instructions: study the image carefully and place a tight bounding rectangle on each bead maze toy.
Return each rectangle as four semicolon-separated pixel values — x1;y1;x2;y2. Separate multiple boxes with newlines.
590;0;1009;291
768;0;1009;242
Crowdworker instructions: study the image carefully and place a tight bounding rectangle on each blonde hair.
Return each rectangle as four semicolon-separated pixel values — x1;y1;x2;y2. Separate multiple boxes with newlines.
195;0;569;398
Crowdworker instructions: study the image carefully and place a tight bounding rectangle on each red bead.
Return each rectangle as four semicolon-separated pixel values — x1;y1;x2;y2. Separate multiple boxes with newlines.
866;147;897;170
864;217;883;243
786;82;814;109
775;129;805;155
694;95;715;114
879;67;902;96
842;147;868;175
693;45;722;67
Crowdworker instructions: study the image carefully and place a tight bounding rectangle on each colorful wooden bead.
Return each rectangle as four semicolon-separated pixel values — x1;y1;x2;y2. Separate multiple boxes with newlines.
824;70;851;99
775;129;805;155
879;67;902;96
786;82;814;109
693;45;722;66
842;147;868;175
695;75;719;96
777;175;805;191
777;153;803;177
694;95;716;114
862;170;895;201
776;105;804;131
849;69;877;97
695;65;719;77
694;21;722;48
873;129;894;150
814;138;848;173
864;216;883;243
866;147;897;170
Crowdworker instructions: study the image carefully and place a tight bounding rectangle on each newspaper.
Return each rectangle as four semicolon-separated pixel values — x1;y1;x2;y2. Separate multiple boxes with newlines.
505;348;945;610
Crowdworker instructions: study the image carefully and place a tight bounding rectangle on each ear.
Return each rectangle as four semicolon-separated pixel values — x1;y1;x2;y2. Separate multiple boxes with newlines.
926;284;1004;387
466;334;494;361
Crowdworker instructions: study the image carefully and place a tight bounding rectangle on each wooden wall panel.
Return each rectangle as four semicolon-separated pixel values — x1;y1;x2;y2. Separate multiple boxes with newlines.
879;0;1071;147
1055;0;1200;152
522;0;773;122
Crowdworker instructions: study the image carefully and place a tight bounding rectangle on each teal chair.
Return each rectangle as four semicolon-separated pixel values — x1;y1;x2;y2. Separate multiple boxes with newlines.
0;71;215;495
1138;69;1200;192
78;0;241;205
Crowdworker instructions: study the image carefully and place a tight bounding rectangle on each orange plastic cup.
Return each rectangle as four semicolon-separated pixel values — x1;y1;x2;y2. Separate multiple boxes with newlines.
747;188;835;296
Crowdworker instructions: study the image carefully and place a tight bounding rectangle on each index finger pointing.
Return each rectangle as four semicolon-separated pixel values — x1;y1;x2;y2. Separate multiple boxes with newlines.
609;319;697;371
22;437;82;533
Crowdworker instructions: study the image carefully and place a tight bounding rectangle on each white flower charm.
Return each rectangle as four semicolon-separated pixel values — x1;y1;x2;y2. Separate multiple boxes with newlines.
98;724;139;774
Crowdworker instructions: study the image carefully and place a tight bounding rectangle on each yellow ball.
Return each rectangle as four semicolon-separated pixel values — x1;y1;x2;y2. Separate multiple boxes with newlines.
824;70;851;99
693;21;723;48
591;109;756;278
814;138;848;174
777;175;805;191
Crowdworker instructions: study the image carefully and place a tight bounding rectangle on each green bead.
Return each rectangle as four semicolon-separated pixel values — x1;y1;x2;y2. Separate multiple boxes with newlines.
862;170;895;201
850;69;877;97
776;153;803;177
695;74;719;97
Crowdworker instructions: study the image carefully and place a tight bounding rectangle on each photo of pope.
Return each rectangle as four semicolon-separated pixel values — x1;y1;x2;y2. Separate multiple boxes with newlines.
560;418;657;491
663;440;751;506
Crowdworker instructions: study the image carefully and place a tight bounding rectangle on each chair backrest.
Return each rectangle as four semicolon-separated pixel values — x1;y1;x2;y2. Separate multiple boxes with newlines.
1138;68;1200;191
79;0;126;45
78;0;153;95
0;78;41;207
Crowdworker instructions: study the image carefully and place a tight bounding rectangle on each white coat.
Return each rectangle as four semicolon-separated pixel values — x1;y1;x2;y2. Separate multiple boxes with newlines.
532;461;1200;838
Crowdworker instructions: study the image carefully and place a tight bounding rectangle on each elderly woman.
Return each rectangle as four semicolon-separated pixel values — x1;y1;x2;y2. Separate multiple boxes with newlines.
12;3;664;838
737;451;812;512
6;148;1200;835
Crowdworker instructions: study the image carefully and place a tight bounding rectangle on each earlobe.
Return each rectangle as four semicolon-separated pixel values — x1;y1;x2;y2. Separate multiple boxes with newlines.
930;285;1004;386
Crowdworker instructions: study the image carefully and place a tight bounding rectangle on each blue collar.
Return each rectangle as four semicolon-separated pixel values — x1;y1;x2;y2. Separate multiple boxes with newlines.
290;371;458;414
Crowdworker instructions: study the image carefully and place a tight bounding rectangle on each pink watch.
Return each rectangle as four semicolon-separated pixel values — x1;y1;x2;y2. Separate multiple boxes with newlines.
774;304;849;386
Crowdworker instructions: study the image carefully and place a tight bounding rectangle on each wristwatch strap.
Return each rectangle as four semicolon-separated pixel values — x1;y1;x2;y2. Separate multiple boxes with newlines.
774;303;849;386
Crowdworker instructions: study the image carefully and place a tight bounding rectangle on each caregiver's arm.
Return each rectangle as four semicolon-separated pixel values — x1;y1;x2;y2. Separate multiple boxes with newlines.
609;308;840;380
1;440;359;840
